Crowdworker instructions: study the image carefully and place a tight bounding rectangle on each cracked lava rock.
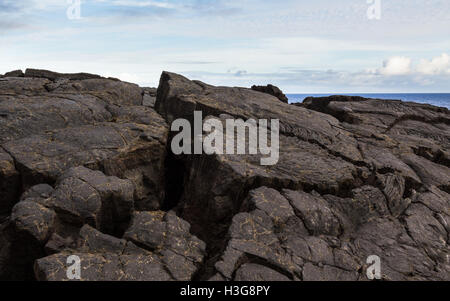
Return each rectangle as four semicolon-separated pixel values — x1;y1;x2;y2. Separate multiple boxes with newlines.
0;69;449;281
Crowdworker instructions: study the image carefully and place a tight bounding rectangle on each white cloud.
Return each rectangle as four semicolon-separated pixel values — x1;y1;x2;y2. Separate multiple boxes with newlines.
379;56;411;75
1;0;449;92
417;53;450;75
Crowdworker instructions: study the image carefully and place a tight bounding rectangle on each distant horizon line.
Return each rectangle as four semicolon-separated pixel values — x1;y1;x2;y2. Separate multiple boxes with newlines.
285;92;450;95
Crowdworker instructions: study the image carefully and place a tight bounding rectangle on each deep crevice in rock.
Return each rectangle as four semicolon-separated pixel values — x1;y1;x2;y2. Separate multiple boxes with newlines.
0;146;25;215
161;141;187;212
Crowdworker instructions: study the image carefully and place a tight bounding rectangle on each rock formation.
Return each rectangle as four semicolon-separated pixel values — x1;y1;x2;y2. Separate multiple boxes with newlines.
251;84;289;103
0;69;448;281
3;70;24;78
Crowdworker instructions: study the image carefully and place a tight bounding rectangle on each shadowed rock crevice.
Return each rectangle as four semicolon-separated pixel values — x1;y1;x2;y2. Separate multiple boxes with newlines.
160;139;187;212
0;146;22;215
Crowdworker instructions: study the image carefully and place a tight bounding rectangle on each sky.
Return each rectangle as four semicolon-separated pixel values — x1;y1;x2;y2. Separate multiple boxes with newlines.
0;0;449;93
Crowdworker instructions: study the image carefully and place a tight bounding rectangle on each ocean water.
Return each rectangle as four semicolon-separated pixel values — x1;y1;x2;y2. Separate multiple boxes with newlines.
287;93;450;109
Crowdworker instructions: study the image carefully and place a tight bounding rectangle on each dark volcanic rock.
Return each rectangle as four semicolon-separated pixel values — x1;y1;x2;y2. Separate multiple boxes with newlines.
24;68;103;81
154;73;449;281
0;69;174;280
234;263;291;281
20;184;54;203
1;70;449;281
251;84;289;103
4;166;206;281
4;70;24;78
212;186;448;281
0;71;168;211
11;201;57;244
49;167;135;234
302;95;450;192
155;72;363;242
156;72;362;162
124;211;205;260
142;87;157;107
0;148;20;215
34;213;206;281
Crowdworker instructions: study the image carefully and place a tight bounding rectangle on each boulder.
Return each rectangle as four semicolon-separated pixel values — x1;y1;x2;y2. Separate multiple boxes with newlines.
11;201;57;244
3;70;24;78
124;211;206;265
234;263;291;281
35;252;172;281
24;68;102;81
251;84;289;103
49;167;134;235
20;184;54;204
142;87;157;107
34;216;206;281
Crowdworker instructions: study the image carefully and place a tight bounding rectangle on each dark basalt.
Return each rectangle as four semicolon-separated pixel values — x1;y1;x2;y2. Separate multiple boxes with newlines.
0;70;448;281
3;70;24;78
251;84;289;103
24;69;103;81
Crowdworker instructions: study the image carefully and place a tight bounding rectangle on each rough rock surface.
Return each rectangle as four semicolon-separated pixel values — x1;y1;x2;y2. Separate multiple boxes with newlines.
0;69;180;280
155;73;449;281
0;69;168;212
251;84;289;103
142;87;157;107
35;213;205;281
0;70;449;281
24;68;103;81
212;187;448;281
3;70;24;78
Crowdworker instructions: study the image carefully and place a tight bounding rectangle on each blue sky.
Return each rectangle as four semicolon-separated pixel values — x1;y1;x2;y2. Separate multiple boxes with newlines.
0;0;449;92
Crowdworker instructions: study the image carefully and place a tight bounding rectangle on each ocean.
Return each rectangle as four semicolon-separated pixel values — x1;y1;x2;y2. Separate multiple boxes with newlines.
286;93;450;109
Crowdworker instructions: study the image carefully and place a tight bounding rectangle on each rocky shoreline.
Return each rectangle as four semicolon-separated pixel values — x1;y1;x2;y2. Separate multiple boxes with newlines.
0;69;449;281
